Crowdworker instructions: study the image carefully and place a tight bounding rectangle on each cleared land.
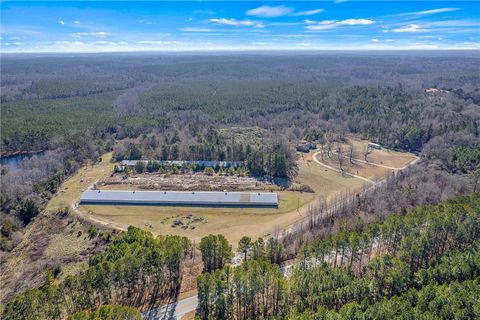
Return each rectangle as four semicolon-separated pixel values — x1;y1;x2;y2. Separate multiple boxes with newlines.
78;155;368;245
314;138;417;182
100;173;280;192
347;138;417;168
45;141;415;245
46;152;115;213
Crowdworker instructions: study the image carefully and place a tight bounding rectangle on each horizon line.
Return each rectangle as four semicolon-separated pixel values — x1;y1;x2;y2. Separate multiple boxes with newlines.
2;48;479;55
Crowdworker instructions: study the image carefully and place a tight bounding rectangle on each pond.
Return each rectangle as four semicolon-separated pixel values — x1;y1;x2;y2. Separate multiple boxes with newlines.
0;151;46;174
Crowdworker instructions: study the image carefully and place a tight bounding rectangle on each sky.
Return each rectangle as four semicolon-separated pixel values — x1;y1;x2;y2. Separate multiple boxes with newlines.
1;1;479;52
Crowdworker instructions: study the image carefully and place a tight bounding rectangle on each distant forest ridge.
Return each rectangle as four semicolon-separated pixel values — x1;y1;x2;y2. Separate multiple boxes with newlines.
1;52;479;154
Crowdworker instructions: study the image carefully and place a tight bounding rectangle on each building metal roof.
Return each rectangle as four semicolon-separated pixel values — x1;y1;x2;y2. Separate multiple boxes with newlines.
121;160;243;167
80;190;278;207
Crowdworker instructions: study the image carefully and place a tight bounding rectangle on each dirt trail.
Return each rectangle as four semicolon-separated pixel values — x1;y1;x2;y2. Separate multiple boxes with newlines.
312;151;374;183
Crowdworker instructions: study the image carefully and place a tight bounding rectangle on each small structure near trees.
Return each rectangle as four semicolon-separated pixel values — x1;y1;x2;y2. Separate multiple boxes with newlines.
368;142;381;150
296;141;316;153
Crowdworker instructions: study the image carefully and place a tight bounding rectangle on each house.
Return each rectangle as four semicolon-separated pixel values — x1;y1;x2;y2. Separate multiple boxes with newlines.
296;142;316;153
80;190;279;207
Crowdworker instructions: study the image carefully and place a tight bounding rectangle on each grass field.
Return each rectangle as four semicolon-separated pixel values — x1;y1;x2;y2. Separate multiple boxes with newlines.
79;155;368;245
45;152;115;213
347;138;417;168
45;141;415;245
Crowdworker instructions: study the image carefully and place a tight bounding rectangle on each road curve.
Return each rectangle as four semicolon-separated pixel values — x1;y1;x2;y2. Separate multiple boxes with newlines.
311;151;374;183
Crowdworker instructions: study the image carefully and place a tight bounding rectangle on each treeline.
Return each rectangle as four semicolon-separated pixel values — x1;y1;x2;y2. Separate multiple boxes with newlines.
124;160;249;177
196;193;480;319
2;227;191;320
1;131;107;250
24;77;133;100
113;129;296;179
67;304;141;320
281;160;479;258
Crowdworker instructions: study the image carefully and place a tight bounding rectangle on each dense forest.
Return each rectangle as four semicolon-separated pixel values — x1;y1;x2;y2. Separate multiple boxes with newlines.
2;53;479;228
2;227;191;319
197;193;480;319
2;194;478;319
1;52;479;319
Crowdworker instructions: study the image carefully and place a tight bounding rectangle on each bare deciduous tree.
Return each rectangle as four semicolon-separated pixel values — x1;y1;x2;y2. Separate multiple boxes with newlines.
348;143;355;164
364;145;370;162
336;144;345;173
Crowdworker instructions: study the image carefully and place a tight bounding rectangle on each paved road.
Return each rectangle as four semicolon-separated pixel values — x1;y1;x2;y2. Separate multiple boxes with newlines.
141;152;420;319
143;296;198;320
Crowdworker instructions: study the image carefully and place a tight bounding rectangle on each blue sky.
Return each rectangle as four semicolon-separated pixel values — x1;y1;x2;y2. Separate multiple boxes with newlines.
1;1;479;52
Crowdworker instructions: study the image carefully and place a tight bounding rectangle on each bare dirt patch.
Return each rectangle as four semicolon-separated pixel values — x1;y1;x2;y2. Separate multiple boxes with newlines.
100;172;279;192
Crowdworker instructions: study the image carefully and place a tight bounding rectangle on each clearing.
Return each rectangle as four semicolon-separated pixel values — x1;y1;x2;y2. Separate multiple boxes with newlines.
45;140;416;245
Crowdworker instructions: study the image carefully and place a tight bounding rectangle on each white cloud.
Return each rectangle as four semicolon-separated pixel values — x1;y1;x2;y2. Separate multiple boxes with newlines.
282;34;313;38
210;18;264;28
304;19;336;25
58;20;65;25
95;41;118;46
424;20;480;28
371;39;379;42
73;21;81;24
292;9;324;17
338;19;374;26
390;24;428;33
94;32;109;37
246;5;293;18
393;8;460;17
52;41;85;46
305;19;374;30
250;42;271;46
180;27;213;32
139;19;153;25
305;24;337;31
71;32;110;38
0;25;43;36
3;42;24;46
385;39;394;42
136;40;182;45
269;21;305;26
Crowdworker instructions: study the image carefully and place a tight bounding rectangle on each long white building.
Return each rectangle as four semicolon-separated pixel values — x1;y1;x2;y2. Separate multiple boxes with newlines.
80;190;278;207
121;160;243;168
